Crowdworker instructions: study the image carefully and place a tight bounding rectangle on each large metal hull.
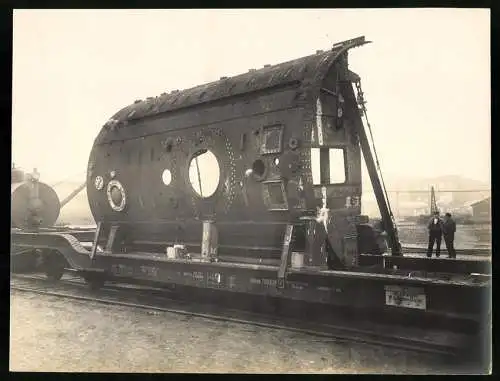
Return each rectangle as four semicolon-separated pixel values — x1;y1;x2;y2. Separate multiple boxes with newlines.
85;42;367;264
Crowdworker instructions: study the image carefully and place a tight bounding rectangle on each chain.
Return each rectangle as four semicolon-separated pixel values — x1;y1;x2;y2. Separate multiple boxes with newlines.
355;81;367;114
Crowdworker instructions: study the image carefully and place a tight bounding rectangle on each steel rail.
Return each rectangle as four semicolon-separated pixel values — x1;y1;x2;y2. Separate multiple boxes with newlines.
400;246;491;257
10;273;470;357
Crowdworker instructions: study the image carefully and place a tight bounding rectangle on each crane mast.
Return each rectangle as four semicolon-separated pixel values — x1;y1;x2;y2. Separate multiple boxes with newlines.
343;77;402;256
430;186;439;214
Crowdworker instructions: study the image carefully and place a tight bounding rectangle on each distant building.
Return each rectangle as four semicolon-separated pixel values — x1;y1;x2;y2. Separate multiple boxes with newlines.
469;197;491;222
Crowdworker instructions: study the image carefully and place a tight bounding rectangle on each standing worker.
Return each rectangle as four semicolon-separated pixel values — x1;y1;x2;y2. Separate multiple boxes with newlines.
427;211;443;257
442;212;457;258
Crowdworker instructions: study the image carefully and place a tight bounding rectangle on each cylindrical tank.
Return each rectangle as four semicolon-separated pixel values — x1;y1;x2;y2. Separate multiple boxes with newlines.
11;181;61;229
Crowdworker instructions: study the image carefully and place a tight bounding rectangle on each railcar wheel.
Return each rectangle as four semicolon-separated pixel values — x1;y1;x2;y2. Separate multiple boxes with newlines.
83;275;105;291
43;250;66;282
45;265;64;282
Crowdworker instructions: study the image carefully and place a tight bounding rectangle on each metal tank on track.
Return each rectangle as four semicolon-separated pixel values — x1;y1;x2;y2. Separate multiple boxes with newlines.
11;167;61;230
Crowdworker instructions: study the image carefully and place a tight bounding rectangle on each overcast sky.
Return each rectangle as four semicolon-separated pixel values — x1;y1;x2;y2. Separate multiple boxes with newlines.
12;9;490;185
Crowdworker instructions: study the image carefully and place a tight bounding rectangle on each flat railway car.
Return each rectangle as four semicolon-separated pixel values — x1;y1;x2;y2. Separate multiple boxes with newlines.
11;36;491;358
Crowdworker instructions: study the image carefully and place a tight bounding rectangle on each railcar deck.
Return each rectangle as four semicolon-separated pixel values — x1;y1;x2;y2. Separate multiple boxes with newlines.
11;229;491;323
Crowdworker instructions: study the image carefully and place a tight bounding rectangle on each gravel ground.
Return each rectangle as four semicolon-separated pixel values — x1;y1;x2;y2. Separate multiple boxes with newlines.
9;291;482;374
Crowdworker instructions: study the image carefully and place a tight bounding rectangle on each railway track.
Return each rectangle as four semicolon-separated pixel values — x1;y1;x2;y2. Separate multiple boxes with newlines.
400;246;491;257
10;272;476;359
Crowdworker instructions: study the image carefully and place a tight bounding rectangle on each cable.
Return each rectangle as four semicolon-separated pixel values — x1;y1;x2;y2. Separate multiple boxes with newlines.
356;81;396;222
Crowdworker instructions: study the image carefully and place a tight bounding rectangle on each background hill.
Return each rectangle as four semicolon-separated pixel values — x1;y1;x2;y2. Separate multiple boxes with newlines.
362;172;489;191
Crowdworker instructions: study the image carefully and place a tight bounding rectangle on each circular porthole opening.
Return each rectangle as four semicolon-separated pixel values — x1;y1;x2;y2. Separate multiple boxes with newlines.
162;169;172;186
110;186;123;205
252;159;266;180
188;149;220;198
106;180;127;212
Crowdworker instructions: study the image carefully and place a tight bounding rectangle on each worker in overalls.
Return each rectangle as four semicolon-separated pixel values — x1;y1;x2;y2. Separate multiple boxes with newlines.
426;211;443;258
442;212;457;259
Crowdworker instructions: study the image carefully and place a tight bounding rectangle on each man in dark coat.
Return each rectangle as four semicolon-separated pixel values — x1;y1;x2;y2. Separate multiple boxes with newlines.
442;212;457;258
427;211;443;257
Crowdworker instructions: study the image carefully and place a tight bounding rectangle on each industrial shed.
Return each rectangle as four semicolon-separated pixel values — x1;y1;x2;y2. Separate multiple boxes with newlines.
470;197;491;222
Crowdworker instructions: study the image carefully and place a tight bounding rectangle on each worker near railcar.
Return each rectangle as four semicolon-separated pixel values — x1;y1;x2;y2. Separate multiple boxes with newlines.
442;212;457;259
426;211;443;257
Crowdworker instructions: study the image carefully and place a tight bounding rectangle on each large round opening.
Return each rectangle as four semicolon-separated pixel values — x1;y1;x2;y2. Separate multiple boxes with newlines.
188;149;220;198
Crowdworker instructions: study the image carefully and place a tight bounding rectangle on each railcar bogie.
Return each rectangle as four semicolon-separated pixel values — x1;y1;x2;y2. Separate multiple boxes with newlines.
42;250;67;282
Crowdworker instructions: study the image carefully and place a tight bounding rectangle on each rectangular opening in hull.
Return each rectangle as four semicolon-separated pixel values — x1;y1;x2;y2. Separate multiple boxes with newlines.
311;147;347;185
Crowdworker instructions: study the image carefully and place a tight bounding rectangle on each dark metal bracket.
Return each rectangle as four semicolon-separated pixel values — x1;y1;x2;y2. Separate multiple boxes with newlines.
105;225;120;253
277;223;294;289
90;222;103;261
